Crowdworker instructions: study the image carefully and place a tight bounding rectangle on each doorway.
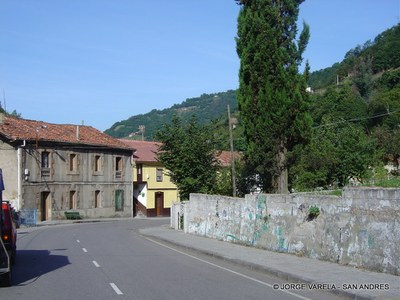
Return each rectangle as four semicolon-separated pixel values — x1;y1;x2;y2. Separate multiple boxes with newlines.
40;191;51;221
155;192;164;216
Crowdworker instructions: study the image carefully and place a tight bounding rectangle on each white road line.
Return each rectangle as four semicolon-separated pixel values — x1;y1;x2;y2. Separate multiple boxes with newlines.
76;239;80;243
92;261;100;268
82;248;88;253
110;283;123;295
144;237;311;300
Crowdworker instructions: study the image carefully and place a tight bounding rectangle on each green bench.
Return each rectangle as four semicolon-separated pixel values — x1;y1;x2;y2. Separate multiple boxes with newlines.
64;211;82;220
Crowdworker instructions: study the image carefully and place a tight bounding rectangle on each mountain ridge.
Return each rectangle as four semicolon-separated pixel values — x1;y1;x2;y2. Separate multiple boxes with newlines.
104;90;237;139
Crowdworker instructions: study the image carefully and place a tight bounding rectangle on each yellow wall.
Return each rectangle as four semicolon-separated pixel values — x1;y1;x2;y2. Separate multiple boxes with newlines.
133;162;178;208
146;189;178;209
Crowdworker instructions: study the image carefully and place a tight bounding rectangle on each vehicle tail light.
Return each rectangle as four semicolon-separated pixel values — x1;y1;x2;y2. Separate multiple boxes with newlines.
3;234;9;241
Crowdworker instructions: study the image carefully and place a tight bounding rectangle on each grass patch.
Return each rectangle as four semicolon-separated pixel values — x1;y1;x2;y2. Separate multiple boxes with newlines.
328;189;342;196
366;177;400;188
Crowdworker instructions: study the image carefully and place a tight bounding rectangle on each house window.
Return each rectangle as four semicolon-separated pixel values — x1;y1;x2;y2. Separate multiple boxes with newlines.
115;156;122;178
69;191;77;209
137;164;143;182
69;153;78;172
115;189;124;211
95;190;101;208
156;168;163;182
41;151;50;177
94;155;100;172
41;151;49;168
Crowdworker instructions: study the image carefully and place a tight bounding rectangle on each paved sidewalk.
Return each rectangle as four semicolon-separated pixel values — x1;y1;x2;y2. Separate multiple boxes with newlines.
139;225;399;300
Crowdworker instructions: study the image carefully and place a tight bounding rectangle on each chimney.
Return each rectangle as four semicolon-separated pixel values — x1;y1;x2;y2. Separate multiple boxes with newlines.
76;125;80;141
0;112;5;124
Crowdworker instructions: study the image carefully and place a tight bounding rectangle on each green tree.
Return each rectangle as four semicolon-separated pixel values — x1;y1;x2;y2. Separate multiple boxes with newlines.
353;56;373;99
291;120;377;190
214;167;235;196
155;115;219;200
374;69;400;91
9;110;21;118
235;0;311;193
369;24;400;73
368;86;400;129
310;84;367;127
0;106;21;118
333;124;377;186
372;126;400;172
308;62;340;90
290;127;338;191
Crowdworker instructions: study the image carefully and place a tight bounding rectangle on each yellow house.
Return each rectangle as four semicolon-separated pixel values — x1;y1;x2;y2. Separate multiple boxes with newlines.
120;140;178;217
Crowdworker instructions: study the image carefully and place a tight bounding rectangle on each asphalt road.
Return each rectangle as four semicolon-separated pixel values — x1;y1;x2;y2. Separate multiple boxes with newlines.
0;219;345;300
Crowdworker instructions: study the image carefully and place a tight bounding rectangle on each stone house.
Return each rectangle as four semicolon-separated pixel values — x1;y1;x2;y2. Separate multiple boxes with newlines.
0;113;134;221
120;140;178;217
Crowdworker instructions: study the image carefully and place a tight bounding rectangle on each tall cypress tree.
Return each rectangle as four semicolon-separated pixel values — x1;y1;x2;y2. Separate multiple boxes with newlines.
235;0;311;193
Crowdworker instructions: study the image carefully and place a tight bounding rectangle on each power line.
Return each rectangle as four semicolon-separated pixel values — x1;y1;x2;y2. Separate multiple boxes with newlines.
313;109;400;128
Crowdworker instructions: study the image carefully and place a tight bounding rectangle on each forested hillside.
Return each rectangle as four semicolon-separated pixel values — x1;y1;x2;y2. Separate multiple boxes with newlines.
292;24;400;190
308;24;400;90
104;90;237;139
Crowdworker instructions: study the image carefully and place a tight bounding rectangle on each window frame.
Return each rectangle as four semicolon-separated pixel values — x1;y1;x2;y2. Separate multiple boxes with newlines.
68;152;79;174
137;164;143;182
41;151;50;168
115;156;123;179
93;154;103;174
156;168;163;182
41;151;51;177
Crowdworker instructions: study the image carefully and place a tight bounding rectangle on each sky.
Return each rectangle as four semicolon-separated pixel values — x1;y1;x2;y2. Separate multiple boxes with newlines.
0;1;399;132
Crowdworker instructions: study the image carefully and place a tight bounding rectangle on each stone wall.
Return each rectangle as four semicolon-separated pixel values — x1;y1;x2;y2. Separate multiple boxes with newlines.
171;188;400;275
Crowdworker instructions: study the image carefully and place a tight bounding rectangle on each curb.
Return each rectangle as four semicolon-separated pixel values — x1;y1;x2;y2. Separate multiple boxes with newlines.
139;228;377;300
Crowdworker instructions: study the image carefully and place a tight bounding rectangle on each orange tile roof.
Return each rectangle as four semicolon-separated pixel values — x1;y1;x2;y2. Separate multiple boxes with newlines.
120;139;241;166
0;115;133;150
119;139;161;162
216;150;242;167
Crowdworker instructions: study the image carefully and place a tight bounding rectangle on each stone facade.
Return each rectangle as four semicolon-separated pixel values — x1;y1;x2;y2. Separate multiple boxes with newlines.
20;147;133;220
0;114;134;220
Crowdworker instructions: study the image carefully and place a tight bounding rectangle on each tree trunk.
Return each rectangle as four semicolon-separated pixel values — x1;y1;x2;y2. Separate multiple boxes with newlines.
275;141;289;194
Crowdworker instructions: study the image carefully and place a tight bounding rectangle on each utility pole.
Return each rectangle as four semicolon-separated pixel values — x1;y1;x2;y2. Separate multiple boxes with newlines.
138;125;145;141
227;104;236;197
